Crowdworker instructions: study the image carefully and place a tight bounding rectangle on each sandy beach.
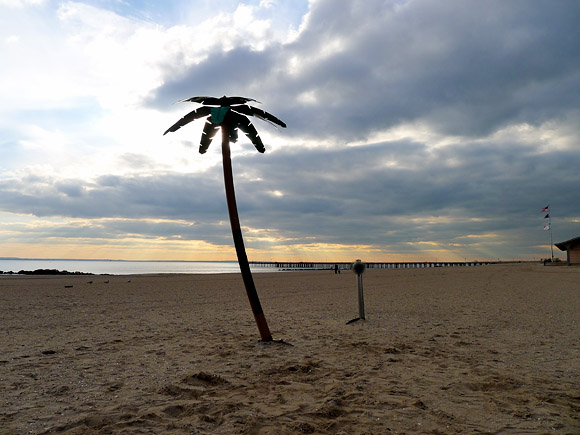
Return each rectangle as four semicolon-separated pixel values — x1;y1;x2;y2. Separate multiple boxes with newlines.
1;263;579;434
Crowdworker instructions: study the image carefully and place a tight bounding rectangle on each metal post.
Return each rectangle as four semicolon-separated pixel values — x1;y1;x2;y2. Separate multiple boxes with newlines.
347;259;366;324
550;217;554;261
357;272;365;320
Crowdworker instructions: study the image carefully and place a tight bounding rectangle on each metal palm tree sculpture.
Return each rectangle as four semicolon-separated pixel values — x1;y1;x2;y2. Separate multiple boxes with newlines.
164;95;286;342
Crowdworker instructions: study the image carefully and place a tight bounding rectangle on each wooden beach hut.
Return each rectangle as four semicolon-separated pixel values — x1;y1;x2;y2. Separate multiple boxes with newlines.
555;236;580;265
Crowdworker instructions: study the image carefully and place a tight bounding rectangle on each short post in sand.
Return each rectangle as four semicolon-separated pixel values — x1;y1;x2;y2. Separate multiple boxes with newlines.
347;259;366;324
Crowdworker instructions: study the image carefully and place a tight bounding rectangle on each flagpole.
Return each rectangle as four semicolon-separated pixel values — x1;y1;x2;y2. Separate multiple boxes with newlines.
549;212;554;261
543;204;553;262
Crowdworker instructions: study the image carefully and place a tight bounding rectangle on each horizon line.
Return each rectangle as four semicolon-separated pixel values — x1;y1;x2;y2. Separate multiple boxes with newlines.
0;257;542;264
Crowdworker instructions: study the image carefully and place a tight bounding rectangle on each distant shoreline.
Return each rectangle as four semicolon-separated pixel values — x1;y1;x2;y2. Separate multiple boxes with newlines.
0;269;94;276
0;257;238;263
0;257;543;263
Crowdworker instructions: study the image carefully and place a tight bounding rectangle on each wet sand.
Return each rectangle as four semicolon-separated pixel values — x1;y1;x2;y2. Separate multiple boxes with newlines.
1;264;579;434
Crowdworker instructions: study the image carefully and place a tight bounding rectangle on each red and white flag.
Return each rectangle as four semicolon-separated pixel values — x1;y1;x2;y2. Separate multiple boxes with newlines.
543;225;551;231
541;205;549;212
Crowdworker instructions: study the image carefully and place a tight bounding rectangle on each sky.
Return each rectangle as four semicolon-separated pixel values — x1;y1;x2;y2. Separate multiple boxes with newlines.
1;0;579;262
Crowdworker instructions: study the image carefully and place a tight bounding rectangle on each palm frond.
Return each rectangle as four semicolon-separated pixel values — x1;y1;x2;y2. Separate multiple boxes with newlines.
199;120;220;154
179;96;260;106
232;105;287;129
229;112;265;153
164;95;285;154
163;106;211;135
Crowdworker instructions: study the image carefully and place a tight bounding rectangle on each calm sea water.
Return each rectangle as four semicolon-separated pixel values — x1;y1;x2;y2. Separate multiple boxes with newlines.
0;259;277;275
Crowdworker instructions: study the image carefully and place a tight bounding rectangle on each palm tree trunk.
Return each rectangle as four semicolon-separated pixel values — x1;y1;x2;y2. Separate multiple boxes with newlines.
221;124;273;342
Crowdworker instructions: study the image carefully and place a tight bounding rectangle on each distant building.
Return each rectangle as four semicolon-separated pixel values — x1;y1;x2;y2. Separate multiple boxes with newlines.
555;236;580;265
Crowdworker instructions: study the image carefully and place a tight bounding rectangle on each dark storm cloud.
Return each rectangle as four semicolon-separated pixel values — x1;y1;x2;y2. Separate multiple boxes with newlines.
0;171;225;220
285;0;580;138
232;141;580;250
3;137;578;257
148;46;280;107
150;0;580;141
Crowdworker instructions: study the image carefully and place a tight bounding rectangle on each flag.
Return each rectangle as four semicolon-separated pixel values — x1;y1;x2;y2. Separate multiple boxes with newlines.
541;205;549;212
544;225;550;230
544;213;550;219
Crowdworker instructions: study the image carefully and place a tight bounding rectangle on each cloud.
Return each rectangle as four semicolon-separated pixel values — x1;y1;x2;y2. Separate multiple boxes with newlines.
1;130;579;259
0;0;45;6
150;0;580;143
151;46;280;107
1;0;579;261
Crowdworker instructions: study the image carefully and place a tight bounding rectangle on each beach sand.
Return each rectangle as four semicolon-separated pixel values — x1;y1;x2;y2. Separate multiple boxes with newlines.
1;264;579;434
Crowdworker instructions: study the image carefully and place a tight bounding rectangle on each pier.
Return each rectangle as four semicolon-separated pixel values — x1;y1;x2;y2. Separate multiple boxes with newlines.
250;261;491;271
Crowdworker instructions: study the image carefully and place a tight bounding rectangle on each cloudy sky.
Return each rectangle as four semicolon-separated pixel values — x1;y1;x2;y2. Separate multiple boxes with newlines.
1;0;579;262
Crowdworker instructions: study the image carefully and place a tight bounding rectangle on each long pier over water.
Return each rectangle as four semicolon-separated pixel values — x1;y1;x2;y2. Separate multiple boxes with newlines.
250;261;491;271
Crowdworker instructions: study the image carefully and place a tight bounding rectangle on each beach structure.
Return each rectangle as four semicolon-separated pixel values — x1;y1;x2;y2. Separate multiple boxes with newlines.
250;260;490;270
555;236;580;265
164;96;286;342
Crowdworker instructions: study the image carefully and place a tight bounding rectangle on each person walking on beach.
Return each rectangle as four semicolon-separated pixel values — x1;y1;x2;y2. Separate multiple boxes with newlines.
334;264;340;274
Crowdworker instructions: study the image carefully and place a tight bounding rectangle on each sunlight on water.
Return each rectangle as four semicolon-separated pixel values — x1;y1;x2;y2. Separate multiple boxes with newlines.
0;260;274;275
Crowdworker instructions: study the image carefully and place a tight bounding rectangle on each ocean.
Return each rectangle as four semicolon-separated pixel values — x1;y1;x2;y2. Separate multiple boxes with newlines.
0;259;278;275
